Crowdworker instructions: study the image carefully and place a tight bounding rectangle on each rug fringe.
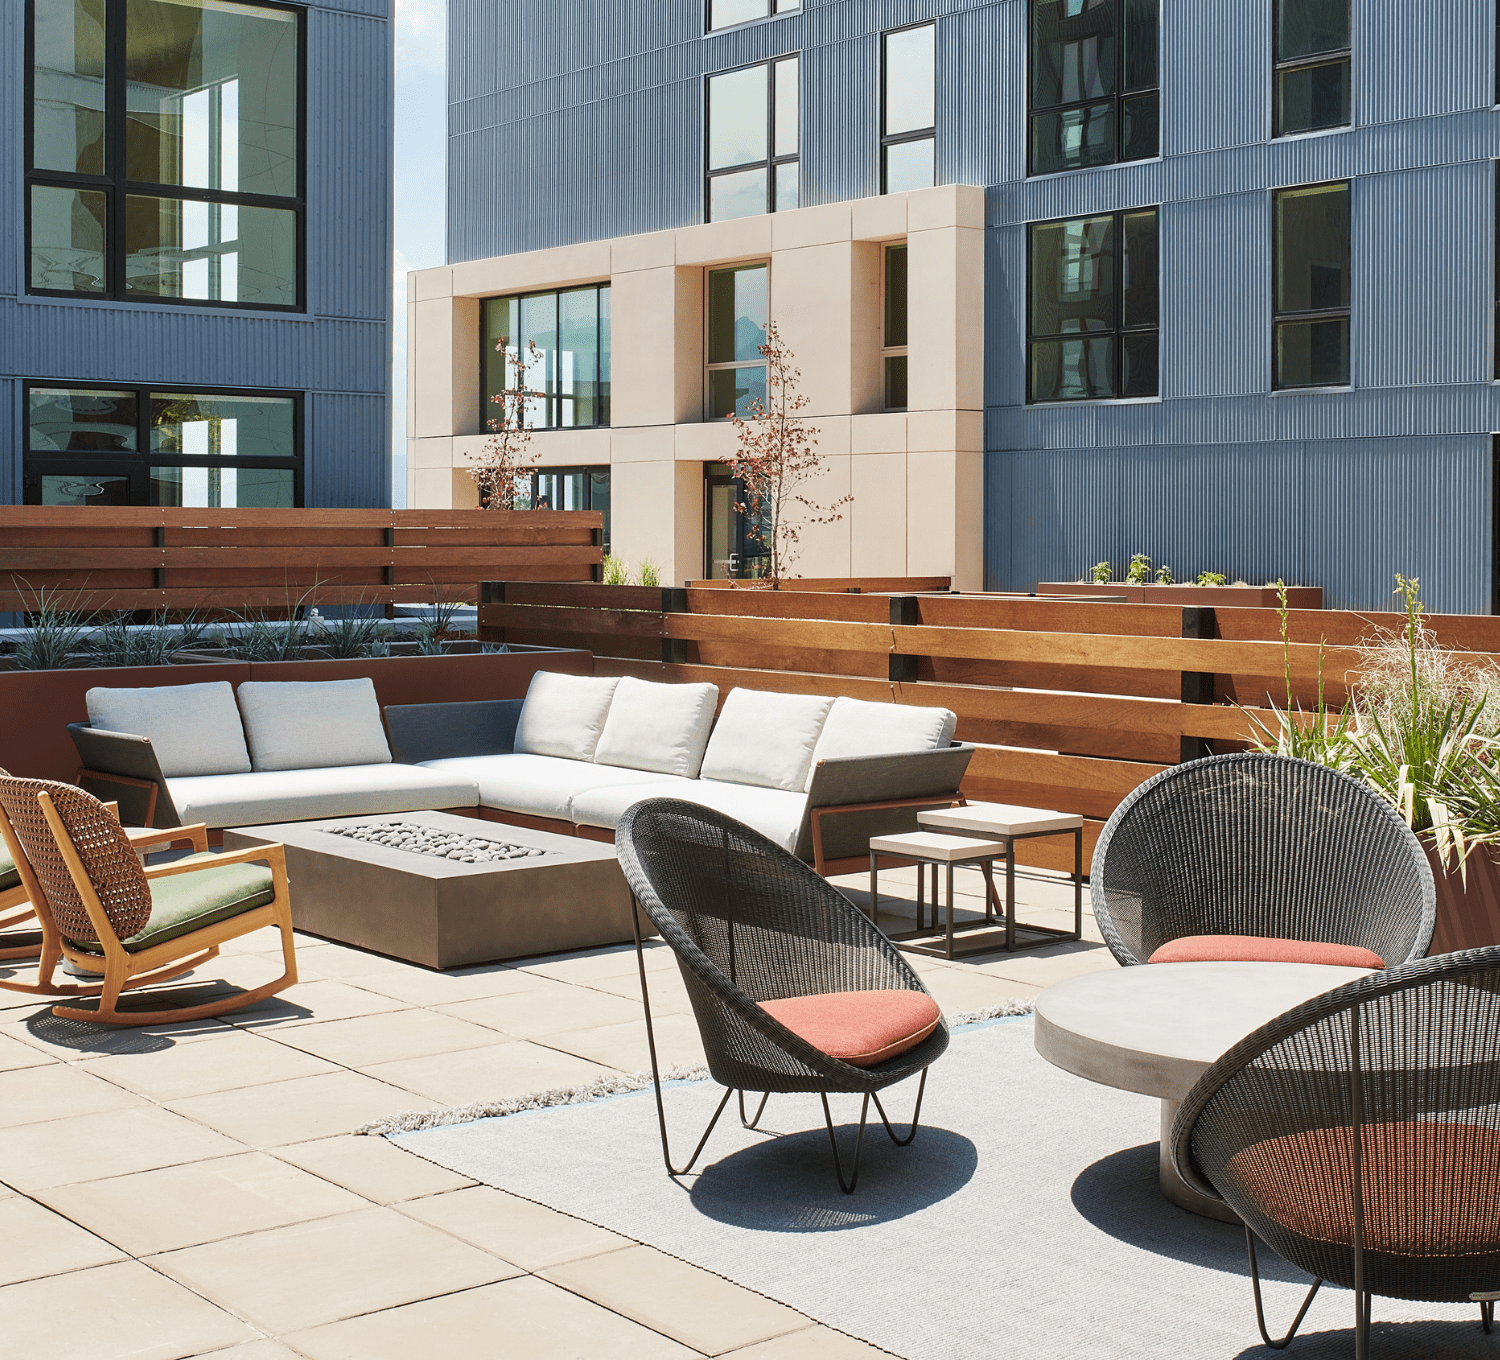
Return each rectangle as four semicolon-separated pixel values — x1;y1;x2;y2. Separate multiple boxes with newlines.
356;1000;1033;1137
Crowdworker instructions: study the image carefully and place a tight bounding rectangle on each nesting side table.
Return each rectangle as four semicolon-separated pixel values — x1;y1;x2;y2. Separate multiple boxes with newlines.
867;830;1010;961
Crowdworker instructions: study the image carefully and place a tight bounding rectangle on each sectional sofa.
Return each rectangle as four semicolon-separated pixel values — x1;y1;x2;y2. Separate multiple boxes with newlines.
69;671;975;876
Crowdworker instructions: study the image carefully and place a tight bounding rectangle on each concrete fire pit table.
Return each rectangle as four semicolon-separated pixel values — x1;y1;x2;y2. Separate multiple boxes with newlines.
1033;960;1375;1222
223;810;633;968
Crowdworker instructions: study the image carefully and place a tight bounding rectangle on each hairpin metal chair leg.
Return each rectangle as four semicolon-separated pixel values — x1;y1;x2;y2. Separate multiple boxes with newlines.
870;1068;929;1147
1246;1228;1323;1349
1477;1296;1495;1333
739;1089;770;1129
820;1091;871;1195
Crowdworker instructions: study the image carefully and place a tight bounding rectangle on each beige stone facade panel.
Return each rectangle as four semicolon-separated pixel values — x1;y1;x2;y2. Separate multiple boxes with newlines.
409;468;453;510
907;182;986;232
770;201;852;252
906;224;984;415
781;454;852;580
851;194;907;242
610;268;680;429
450;241;612;299
411;268;453;302
907;449;984;590
673;215;774;266
408;438;453;470
610;427;674;464
410;299;458;439
850;413;907;455
849;452;908;578
611;231;676;274
907;409;983;454
451;469;481;509
673;422;738;463
772;242;855;418
610;462;681;581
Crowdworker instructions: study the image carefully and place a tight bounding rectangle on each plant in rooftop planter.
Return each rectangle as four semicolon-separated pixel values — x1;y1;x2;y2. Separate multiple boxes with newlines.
1089;561;1111;584
1124;553;1152;585
634;559;661;588
1154;564;1174;585
1196;570;1228;587
720;321;850;587
471;337;543;509
5;583;92;670
601;554;629;585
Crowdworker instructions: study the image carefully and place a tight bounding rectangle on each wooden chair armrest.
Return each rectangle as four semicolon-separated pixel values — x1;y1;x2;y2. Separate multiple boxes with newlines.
143;843;285;880
126;824;209;854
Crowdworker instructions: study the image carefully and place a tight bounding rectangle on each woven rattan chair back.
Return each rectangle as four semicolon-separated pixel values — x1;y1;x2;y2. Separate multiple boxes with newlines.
1174;946;1500;1314
1091;752;1435;968
617;798;948;1095
0;775;151;944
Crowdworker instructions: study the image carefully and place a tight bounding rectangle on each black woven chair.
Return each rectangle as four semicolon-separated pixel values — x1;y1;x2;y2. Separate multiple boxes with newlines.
1091;752;1435;969
1171;946;1500;1357
615;798;950;1193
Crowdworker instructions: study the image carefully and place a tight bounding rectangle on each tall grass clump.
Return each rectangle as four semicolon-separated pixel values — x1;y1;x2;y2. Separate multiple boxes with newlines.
9;585;91;670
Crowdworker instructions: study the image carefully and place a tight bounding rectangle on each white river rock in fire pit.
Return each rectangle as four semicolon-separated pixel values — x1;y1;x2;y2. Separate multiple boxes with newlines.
325;821;549;864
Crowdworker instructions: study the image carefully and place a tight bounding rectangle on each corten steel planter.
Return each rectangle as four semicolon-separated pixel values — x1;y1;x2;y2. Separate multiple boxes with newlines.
0;649;591;784
1427;843;1500;954
1035;582;1323;609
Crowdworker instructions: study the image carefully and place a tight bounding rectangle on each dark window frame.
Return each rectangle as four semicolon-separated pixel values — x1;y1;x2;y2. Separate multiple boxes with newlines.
1027;0;1159;177
24;0;308;312
704;0;799;33
498;464;610;554
882;241;909;410
703;462;773;579
21;377;304;505
478;284;612;433
1025;206;1160;404
879;20;936;195
704;54;799;222
1272;179;1352;391
1272;0;1352;138
704;259;770;421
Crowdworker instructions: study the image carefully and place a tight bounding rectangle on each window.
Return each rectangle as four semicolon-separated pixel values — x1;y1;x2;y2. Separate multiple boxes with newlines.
481;286;611;430
704;464;773;579
1273;182;1350;389
27;0;304;309
882;23;935;194
707;0;797;30
513;466;611;553
706;57;798;222
22;383;300;505
1274;0;1350;137
882;244;909;408
1029;0;1158;176
705;263;767;419
1028;208;1158;402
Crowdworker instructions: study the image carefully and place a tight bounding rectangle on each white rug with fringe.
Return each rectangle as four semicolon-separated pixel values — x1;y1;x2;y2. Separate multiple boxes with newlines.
372;1015;1495;1360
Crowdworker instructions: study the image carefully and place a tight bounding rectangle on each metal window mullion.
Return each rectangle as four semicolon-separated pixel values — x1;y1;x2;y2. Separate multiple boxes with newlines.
108;0;128;299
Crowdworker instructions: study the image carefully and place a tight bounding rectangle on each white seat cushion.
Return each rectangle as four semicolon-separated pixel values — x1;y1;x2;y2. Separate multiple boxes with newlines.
237;678;391;772
573;778;808;854
698;688;833;792
167;765;480;829
806;698;958;788
593;677;719;778
86;681;251;777
514;672;620;762
419;753;690;821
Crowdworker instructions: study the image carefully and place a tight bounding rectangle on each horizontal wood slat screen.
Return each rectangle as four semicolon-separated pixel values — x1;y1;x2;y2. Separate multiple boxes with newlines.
0;508;603;613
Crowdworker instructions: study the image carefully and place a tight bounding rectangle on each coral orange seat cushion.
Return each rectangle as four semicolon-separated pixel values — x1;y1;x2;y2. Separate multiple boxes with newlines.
758;990;942;1068
1225;1122;1500;1255
1148;935;1385;969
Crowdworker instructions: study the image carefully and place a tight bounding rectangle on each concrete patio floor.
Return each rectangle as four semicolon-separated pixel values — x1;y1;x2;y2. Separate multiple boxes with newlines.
0;865;1114;1360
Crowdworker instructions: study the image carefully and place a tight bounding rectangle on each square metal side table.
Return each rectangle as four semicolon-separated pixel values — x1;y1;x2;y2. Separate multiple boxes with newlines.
868;830;1011;961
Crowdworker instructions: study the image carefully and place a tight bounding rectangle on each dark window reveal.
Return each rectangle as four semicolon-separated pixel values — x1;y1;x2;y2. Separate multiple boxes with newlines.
1274;0;1351;137
883;244;909;409
481;286;611;430
1274;182;1350;389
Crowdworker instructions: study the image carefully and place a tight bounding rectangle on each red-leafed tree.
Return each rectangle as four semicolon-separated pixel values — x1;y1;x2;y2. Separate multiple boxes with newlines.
470;337;543;509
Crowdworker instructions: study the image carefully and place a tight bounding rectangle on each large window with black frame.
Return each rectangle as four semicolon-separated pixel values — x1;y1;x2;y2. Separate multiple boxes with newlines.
1273;0;1350;137
881;23;935;194
22;383;301;506
1028;208;1158;403
1029;0;1158;176
481;285;611;431
27;0;304;308
705;56;799;222
1273;182;1350;389
707;0;798;30
515;467;611;555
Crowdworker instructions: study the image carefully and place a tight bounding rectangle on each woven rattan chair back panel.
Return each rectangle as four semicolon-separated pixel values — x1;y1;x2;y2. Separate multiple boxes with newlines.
1184;949;1500;1303
1093;753;1434;967
0;777;151;942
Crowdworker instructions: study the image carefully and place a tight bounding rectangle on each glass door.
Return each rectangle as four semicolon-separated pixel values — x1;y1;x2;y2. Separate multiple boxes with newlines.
703;465;771;579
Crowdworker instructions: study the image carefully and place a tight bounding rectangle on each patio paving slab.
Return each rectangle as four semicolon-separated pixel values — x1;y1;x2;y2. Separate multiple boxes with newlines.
541;1013;708;1072
515;940;680;984
340;961;553;1007
36;1151;369;1256
435;975;648;1037
197;1344;306;1360
75;1025;338;1101
267;1007;503;1067
282;1275;702;1360
0;1196;127;1285
397;1184;631;1271
217;977;412;1029
721;1327;894;1359
0;1060;146;1127
148;1204;520;1334
0;1028;57;1070
362;1037;615;1105
272;1132;475;1203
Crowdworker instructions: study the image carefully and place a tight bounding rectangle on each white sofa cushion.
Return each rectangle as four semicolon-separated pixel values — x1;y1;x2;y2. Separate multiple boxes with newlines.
86;682;251;778
806;698;958;787
593;677;719;778
237;678;391;772
419;753;690;821
572;778;808;853
167;764;479;829
514;672;620;762
698;688;833;792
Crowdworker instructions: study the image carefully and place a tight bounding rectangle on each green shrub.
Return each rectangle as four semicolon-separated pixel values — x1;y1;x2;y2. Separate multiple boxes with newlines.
634;559;662;588
1196;570;1228;587
601;554;629;585
1124;553;1152;585
1088;561;1111;584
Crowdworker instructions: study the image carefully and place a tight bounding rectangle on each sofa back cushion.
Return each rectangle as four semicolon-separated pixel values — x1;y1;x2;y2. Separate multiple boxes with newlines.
86;682;252;778
807;697;958;787
514;671;620;762
237;678;391;772
594;677;719;778
699;688;834;792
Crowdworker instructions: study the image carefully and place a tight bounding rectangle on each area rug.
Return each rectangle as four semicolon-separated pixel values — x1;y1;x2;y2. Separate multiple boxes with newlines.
385;1020;1495;1359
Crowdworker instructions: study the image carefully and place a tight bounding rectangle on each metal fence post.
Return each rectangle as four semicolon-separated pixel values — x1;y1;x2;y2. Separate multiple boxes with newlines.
1180;605;1216;763
661;586;688;666
889;595;920;685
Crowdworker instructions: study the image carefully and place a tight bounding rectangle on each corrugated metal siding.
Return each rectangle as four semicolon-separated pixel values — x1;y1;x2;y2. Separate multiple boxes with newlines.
1359;0;1489;127
1;2;392;509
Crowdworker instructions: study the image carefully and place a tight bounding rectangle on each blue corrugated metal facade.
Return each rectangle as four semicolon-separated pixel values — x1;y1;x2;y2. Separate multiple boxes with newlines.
449;0;1499;612
0;0;393;509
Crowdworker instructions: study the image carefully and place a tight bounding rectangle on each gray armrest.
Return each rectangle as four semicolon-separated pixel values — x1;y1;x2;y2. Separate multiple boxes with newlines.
67;722;182;828
793;743;976;865
384;699;523;764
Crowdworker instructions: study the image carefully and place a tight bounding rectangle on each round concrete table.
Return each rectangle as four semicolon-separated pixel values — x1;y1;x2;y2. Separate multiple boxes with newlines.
1034;961;1373;1222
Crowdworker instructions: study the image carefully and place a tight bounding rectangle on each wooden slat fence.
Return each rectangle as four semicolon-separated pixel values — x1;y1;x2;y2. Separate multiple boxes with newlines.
478;581;1500;873
0;508;602;613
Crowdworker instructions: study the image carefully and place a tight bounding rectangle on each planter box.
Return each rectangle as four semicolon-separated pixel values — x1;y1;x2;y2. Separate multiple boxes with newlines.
1035;583;1323;609
1428;843;1500;954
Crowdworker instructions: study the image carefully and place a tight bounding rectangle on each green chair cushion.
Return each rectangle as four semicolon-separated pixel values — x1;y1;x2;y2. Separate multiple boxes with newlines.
68;853;275;955
0;846;18;895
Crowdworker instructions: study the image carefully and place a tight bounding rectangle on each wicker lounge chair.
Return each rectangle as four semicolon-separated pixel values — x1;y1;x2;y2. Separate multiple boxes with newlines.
1171;946;1500;1357
615;798;950;1193
1091;752;1434;969
0;773;297;1025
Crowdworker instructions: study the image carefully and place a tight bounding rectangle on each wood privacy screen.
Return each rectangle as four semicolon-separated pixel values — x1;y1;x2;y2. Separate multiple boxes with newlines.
0;508;603;613
478;580;1500;872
